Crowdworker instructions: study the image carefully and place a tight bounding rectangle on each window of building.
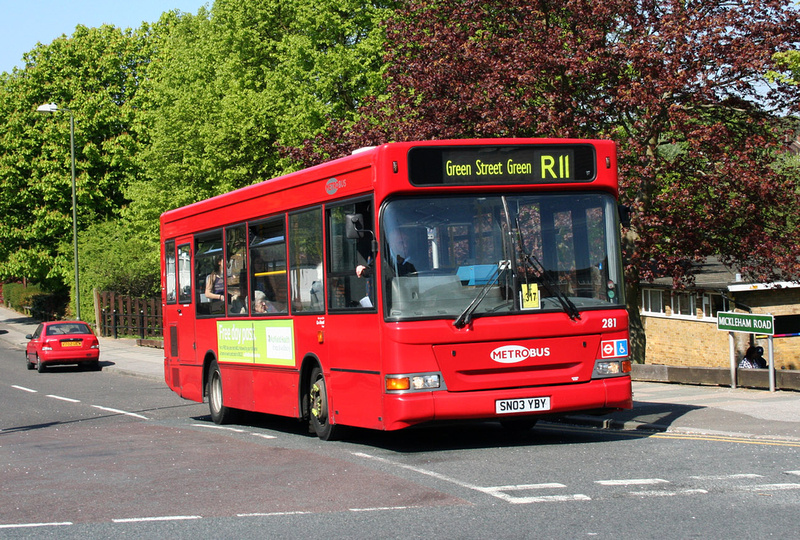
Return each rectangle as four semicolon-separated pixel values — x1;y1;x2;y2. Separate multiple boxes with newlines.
641;288;727;321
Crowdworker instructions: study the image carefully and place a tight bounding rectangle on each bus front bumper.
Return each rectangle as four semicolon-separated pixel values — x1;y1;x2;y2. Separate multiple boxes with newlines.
382;376;632;431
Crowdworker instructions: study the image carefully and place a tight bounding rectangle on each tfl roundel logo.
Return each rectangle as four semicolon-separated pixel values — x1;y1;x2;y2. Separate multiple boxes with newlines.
600;339;629;358
325;177;347;195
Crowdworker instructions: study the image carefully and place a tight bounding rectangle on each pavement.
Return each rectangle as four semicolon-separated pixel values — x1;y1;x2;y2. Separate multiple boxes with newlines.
2;305;799;441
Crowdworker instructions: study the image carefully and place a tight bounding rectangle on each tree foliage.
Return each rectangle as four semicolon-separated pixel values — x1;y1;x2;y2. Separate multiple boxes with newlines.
0;24;154;288
127;0;392;235
74;220;161;319
297;0;800;282
291;0;800;361
0;0;390;311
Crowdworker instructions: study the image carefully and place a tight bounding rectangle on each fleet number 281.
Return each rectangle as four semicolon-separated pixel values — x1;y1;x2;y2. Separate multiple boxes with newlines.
602;318;618;329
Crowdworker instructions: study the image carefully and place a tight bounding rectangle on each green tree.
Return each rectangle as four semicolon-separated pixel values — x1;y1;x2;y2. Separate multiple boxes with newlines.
296;0;800;362
74;220;161;320
0;24;154;293
129;0;392;235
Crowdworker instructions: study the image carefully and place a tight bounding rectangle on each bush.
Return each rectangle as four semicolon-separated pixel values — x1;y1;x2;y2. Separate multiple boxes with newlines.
2;283;42;311
29;293;68;321
2;283;67;320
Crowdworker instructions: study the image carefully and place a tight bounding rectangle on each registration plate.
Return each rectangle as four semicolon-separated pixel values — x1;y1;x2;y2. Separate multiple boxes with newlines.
61;341;82;347
496;396;551;414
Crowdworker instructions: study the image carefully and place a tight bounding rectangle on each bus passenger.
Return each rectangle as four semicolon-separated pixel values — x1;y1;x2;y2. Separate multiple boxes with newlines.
253;290;278;313
205;256;225;301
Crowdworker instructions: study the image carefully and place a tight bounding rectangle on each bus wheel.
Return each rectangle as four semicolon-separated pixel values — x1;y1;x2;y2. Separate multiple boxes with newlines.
500;417;538;432
309;366;338;441
208;360;235;425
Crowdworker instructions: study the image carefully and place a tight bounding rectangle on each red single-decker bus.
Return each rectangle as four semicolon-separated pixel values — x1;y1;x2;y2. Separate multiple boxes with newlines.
161;139;632;439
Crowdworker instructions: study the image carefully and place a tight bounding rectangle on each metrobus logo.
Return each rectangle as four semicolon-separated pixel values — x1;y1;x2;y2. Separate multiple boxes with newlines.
325;177;346;194
490;345;551;364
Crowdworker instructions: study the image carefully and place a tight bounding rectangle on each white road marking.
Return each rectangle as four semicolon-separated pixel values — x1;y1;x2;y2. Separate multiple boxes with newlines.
628;489;708;497
596;478;669;486
189;423;277;439
0;522;72;529
689;474;762;480
238;511;311;517
11;385;37;393
191;423;246;433
786;471;800;476
349;505;423;512
738;483;800;492
91;405;148;419
353;452;589;504
46;394;80;403
112;515;201;523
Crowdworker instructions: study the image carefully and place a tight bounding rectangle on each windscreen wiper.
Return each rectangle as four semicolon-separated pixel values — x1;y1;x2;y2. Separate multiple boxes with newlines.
503;197;581;321
453;261;509;329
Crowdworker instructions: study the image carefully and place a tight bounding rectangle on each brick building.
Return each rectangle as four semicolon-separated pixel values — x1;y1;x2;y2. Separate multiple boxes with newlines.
639;258;800;371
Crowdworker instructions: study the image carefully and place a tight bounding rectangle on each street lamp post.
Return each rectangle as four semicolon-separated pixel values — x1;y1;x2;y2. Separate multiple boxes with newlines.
37;103;81;320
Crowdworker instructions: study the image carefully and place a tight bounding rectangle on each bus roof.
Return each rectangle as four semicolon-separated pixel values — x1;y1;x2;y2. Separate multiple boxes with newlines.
160;138;618;236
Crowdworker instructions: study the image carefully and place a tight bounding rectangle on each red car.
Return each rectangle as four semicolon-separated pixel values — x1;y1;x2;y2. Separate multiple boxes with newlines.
26;321;101;372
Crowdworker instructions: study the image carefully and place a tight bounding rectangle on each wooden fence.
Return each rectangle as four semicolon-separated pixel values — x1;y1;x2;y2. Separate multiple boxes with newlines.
95;291;162;339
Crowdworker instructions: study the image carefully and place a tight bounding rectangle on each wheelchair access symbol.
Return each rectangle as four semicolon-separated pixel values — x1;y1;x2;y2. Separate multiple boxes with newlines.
601;339;628;358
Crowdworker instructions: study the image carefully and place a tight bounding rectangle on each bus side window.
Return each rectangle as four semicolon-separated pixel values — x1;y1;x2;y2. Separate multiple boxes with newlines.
195;232;224;316
250;218;288;315
177;244;192;304
327;200;374;310
164;240;176;304
289;208;324;313
226;225;248;316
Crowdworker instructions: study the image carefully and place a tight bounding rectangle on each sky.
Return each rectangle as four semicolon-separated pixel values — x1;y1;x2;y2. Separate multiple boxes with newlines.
0;1;209;74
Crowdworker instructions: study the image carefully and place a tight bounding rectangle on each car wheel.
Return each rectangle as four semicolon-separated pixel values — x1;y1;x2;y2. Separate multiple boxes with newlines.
308;366;339;441
26;354;34;370
36;356;46;373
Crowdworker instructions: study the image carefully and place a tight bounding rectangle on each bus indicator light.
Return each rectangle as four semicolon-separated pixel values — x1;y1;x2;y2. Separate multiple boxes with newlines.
386;377;410;391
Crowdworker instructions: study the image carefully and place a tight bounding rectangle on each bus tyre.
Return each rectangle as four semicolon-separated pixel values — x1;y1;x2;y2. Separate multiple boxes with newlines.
309;366;338;441
208;360;236;425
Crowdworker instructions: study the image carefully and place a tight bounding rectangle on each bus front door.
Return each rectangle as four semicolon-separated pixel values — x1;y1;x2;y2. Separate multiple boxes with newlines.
165;239;197;396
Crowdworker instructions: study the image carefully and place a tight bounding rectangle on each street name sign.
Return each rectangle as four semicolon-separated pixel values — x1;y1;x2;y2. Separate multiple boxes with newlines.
716;312;774;335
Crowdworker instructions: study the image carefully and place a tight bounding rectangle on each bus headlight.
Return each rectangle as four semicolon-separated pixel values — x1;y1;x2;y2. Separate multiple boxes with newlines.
592;359;631;378
386;373;444;393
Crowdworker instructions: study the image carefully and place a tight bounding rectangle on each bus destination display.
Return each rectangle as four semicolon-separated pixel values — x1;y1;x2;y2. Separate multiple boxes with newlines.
408;144;597;186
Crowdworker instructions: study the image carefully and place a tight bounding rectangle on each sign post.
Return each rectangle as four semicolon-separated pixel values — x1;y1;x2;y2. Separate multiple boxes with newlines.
717;312;775;391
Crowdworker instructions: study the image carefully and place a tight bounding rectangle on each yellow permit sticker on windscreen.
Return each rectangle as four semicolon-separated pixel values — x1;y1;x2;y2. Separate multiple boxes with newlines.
521;283;540;309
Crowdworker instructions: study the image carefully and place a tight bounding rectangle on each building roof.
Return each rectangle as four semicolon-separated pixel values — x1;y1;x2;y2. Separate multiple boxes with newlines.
645;256;800;292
